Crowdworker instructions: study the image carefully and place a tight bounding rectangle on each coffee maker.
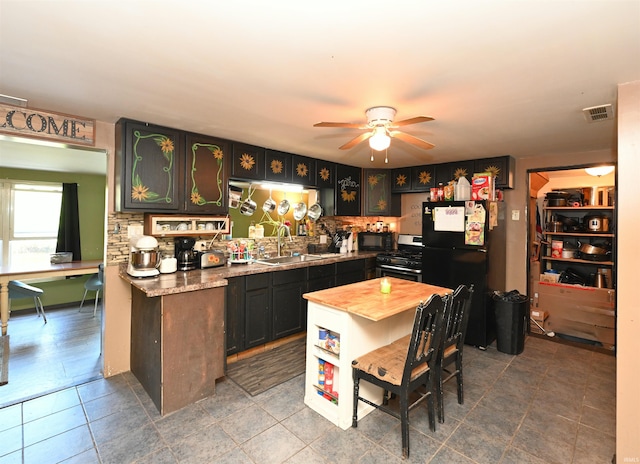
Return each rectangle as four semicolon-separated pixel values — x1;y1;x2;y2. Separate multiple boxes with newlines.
175;237;197;271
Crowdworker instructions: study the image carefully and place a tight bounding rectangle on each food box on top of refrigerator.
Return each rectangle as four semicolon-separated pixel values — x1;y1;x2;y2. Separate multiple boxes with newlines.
471;173;495;201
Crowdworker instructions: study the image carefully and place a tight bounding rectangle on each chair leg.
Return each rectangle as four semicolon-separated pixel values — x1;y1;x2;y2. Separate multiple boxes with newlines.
456;357;464;405
79;289;89;310
93;289;100;317
426;384;436;432
352;375;360;428
437;370;445;423
35;296;47;323
400;393;410;459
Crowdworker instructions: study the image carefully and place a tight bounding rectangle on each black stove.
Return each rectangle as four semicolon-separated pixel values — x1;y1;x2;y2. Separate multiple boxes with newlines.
376;235;423;279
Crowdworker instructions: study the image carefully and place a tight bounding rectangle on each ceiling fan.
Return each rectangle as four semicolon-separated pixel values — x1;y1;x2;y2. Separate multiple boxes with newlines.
313;106;435;152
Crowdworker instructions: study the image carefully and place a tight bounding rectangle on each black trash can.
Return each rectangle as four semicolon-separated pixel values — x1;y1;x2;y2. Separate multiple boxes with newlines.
492;290;528;355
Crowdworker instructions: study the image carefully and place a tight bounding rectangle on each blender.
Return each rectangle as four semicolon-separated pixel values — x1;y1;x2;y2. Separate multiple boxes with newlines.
127;235;161;277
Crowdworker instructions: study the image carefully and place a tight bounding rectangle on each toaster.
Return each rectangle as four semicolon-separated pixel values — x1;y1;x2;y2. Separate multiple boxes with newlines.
198;250;226;269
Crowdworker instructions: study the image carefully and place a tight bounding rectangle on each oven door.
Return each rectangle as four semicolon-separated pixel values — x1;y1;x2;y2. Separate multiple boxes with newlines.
376;265;423;282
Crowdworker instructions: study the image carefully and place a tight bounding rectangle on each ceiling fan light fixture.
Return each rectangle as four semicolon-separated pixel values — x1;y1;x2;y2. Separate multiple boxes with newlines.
585;165;615;176
369;127;391;151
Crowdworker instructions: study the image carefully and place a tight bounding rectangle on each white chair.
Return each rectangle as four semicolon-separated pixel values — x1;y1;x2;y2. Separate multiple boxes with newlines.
79;264;104;317
8;280;47;323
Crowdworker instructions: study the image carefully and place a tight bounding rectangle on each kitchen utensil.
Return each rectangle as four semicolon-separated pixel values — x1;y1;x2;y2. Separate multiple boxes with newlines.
262;192;276;213
546;191;570;206
530;317;555;337
229;186;242;209
592;271;607;288
577;241;611;261
159;257;177;274
561;248;577;259
277;198;290;215
583;215;610;232
308;202;323;221
293;201;307;221
240;185;257;216
127;235;161;277
547;221;564;232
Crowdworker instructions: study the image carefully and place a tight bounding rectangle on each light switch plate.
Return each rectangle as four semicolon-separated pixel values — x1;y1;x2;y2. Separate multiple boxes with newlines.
511;210;520;221
128;224;144;238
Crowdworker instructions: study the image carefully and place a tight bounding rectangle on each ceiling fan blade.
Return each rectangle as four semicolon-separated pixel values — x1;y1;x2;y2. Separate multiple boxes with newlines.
313;122;367;129
339;131;373;150
390;130;435;150
389;116;434;127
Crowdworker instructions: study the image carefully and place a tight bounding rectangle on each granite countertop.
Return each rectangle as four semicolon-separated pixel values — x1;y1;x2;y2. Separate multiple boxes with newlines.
119;251;378;297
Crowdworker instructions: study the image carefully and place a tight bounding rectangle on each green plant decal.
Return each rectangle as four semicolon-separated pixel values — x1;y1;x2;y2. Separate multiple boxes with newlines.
190;143;224;206
131;130;174;203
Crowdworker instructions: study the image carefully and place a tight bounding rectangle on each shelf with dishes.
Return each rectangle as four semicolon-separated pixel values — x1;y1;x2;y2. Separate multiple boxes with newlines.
144;214;230;237
542;231;614;238
543;256;614;266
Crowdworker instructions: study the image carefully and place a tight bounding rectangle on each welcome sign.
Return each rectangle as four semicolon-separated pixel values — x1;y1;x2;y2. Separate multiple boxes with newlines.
0;104;95;146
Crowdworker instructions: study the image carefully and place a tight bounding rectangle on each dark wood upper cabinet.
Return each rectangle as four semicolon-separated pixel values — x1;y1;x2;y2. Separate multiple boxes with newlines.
183;133;230;214
315;161;335;188
116;118;183;212
444;160;475;183
335;164;361;216
474;155;515;189
391;167;412;193
292;154;316;186
364;169;394;216
231;143;265;180
264;149;292;182
411;165;437;192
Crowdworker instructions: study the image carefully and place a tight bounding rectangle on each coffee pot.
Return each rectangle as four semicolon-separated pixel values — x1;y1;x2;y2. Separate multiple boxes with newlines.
175;237;197;271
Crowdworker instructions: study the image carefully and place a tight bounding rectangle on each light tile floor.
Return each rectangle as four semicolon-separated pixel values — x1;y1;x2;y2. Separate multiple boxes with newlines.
0;336;616;464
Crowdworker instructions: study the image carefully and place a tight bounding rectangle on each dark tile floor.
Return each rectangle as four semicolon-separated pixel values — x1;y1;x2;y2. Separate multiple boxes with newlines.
0;336;615;464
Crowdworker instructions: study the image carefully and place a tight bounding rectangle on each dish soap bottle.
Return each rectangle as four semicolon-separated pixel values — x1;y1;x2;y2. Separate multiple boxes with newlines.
248;221;256;239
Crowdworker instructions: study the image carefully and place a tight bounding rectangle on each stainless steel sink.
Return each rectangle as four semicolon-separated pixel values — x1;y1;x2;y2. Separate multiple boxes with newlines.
255;254;326;266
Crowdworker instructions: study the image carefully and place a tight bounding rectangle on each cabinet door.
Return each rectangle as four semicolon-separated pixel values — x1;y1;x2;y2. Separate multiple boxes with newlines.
391;168;412;192
184;133;230;214
335;164;361;216
231;143;265;180
292;155;316;186
272;269;307;339
265;149;292;182
445;160;475;184
364;169;392;216
225;277;245;355
411;165;437;192
474;156;515;189
244;273;271;348
116;119;183;212
336;259;365;286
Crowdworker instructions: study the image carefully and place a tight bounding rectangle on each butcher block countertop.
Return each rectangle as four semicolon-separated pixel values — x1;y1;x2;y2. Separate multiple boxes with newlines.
303;277;452;322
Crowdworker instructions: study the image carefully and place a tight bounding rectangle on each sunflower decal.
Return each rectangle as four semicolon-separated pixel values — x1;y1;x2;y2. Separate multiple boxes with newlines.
212;147;223;160
396;174;407;186
453;168;468;180
191;190;204;205
319;167;330;182
418;170;432;185
341;190;357;202
368;175;379;187
131;183;150;201
296;163;308;178
158;137;174;155
482;165;501;179
377;199;387;211
240;153;255;170
270;159;283;174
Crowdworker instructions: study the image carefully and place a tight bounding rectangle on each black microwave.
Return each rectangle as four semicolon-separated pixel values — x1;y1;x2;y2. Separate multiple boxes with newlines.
358;232;394;251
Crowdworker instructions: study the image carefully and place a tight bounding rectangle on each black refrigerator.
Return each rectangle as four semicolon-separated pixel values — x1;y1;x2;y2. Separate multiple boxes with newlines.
422;201;506;348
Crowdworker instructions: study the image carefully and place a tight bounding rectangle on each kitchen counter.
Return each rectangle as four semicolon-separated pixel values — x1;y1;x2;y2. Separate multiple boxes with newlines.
303;277;452;429
119;251;378;296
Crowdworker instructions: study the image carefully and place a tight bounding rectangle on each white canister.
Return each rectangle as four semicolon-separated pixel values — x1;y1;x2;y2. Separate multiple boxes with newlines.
159;257;177;274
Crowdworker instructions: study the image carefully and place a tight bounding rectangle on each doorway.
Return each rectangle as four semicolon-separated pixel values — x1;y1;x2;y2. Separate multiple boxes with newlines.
527;165;616;352
0;136;107;407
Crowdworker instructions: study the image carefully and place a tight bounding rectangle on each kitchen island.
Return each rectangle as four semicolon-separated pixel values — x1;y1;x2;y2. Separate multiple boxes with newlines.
303;277;451;429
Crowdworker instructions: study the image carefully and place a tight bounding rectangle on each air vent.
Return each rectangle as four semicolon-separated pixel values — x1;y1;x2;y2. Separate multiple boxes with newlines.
582;104;614;123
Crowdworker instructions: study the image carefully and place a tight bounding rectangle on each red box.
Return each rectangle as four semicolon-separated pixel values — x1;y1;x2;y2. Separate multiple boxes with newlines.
471;174;494;201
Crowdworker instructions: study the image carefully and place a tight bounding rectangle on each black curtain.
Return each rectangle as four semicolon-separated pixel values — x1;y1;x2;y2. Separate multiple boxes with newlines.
56;183;82;260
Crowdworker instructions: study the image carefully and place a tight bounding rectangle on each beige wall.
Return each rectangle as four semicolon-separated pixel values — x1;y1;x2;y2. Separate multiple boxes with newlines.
617;80;640;462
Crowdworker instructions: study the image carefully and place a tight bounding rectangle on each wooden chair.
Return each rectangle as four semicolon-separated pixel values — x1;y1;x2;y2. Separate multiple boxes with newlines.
435;284;474;423
351;293;448;459
8;280;47;323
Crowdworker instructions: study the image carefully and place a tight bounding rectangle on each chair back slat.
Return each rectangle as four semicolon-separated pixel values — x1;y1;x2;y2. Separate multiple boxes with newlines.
403;293;447;384
442;284;474;354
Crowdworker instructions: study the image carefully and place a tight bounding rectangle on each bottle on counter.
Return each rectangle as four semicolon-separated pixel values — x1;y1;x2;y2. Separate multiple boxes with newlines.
248;221;256;239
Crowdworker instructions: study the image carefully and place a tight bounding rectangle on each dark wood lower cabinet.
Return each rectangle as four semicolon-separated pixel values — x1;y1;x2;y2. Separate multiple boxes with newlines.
272;268;307;340
130;286;225;415
245;273;271;349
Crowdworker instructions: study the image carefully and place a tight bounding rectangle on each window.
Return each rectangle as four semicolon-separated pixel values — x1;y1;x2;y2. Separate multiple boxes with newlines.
0;181;62;267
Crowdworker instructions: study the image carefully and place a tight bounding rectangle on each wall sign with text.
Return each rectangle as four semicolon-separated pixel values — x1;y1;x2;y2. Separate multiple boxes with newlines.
0;104;95;146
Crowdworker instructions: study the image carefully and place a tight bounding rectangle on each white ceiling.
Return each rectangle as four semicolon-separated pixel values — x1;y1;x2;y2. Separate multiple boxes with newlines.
0;1;638;174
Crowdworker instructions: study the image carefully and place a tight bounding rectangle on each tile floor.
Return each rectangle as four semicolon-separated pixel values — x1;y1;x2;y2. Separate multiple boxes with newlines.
0;336;616;464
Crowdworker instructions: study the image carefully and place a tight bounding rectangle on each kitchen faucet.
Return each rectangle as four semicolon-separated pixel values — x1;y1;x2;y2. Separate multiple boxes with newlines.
277;223;292;257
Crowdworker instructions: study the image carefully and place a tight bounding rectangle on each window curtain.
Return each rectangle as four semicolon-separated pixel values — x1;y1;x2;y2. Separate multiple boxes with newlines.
56;183;82;260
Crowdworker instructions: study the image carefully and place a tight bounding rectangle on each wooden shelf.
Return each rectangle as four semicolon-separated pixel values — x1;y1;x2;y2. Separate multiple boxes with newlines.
544;206;614;211
543;256;614;266
144;214;230;237
543;232;614;238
